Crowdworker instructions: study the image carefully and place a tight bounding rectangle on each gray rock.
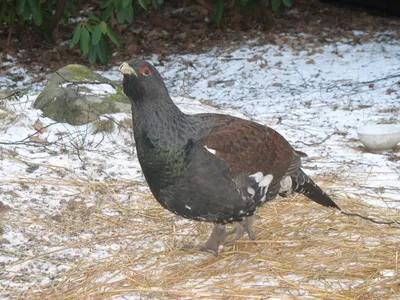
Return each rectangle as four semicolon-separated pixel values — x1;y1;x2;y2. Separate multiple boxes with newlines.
33;64;131;125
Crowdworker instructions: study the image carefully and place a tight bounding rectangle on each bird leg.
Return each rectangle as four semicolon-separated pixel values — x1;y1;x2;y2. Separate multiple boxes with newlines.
183;224;227;256
225;216;256;244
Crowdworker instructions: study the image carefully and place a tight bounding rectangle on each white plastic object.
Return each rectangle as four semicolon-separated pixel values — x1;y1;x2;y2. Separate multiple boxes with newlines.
357;124;400;152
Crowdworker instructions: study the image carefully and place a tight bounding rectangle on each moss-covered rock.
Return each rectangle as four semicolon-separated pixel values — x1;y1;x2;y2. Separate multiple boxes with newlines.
34;64;131;125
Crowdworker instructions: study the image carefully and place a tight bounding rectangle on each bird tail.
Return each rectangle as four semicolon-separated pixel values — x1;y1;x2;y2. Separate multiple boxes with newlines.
291;169;340;210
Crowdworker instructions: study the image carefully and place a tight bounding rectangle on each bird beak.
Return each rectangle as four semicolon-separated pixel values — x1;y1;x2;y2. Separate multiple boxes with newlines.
119;62;137;77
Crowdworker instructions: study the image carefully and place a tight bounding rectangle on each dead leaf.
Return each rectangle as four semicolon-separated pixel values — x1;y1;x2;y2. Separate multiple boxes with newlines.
306;59;315;64
34;119;46;134
358;105;373;109
29;136;48;144
272;83;282;87
182;60;196;69
146;29;163;40
55;131;68;136
32;75;46;83
387;89;393;95
334;131;348;136
260;60;268;68
274;62;282;68
247;55;259;63
368;83;374;88
347;138;359;142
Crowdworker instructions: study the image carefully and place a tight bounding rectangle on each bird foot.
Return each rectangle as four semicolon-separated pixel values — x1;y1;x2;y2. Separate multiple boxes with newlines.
225;216;256;244
183;224;227;256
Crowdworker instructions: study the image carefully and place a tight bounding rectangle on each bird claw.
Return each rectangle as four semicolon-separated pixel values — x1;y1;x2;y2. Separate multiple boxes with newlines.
182;224;227;256
182;216;257;255
182;243;220;256
225;215;256;244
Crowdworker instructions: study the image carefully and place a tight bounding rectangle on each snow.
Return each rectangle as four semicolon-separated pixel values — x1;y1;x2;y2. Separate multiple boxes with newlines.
1;36;400;298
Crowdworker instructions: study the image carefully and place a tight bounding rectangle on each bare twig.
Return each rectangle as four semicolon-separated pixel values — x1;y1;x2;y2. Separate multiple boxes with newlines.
295;132;335;146
0;122;57;145
0;89;29;100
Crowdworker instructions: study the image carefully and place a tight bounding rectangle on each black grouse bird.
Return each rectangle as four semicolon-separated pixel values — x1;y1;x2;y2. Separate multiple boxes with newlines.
120;59;340;255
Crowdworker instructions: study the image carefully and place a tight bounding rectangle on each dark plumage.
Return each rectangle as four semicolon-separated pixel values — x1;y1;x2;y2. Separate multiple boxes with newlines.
120;60;340;255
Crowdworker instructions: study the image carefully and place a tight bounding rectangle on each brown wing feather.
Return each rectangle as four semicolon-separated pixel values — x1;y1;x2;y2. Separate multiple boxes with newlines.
201;117;295;181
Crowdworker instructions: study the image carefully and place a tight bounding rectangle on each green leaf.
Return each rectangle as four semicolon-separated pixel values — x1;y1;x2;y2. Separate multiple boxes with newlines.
96;38;109;64
41;22;53;42
92;24;103;45
100;21;108;34
87;46;98;64
67;1;77;16
246;1;256;13
6;11;16;24
214;0;224;25
100;0;112;9
16;0;26;15
70;25;82;48
282;0;292;7
114;0;121;11
101;35;112;56
235;0;246;8
138;0;149;10
28;0;43;26
116;6;134;23
116;8;125;23
125;4;134;23
106;25;121;46
122;0;132;8
88;14;100;22
101;5;114;21
271;0;281;12
21;4;31;21
80;27;91;54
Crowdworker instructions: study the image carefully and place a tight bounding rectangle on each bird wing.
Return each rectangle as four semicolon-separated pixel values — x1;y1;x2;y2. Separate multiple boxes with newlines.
199;115;297;182
190;114;301;208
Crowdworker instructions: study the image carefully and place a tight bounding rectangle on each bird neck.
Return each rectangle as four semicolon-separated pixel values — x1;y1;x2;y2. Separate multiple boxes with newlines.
132;96;195;148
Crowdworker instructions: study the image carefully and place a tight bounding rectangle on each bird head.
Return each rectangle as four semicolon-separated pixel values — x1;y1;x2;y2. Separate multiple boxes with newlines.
119;60;167;103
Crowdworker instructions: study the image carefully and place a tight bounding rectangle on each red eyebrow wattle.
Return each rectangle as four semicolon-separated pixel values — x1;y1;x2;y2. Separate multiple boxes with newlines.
139;66;152;75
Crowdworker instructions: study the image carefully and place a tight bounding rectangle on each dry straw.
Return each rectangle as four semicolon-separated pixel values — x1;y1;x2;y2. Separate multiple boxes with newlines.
2;175;399;300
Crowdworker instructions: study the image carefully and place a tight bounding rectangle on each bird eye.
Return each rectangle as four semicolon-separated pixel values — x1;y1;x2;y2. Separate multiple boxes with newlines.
140;66;152;77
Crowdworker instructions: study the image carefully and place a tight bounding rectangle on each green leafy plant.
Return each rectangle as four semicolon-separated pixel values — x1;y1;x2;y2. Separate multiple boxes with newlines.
1;0;76;41
271;0;293;16
70;15;121;64
69;0;164;64
214;0;293;25
214;0;225;24
2;0;294;65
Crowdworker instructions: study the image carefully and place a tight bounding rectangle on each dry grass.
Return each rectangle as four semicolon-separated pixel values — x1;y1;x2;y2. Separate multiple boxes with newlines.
0;107;24;130
92;119;115;134
2;175;400;300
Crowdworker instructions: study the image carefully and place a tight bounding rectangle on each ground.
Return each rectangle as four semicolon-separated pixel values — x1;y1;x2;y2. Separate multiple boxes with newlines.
1;1;400;299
